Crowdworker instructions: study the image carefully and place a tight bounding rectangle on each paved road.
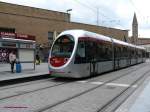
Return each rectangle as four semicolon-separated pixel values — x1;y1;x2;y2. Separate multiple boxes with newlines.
0;62;149;112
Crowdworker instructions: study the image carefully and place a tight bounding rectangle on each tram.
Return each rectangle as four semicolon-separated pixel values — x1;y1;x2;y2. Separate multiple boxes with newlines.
48;30;146;78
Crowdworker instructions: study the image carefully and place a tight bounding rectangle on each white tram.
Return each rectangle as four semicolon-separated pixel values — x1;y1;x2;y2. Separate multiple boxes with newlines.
48;30;146;78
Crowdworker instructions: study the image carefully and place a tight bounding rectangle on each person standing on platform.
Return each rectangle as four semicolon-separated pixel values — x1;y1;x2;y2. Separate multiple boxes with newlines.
36;54;40;65
9;51;16;73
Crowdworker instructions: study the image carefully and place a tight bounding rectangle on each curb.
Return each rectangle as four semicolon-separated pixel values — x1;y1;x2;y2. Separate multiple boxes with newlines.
0;73;50;87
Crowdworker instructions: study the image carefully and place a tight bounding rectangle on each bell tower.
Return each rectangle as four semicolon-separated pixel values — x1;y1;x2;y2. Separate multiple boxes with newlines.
132;13;138;45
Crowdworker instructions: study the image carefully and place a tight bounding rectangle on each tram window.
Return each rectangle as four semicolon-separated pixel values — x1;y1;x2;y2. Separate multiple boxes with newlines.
120;47;123;58
123;47;125;57
123;46;128;58
129;48;132;58
114;46;120;59
84;41;99;62
131;49;135;58
139;50;142;58
97;42;112;61
118;47;121;58
76;41;85;58
127;48;130;58
97;44;104;61
92;42;99;61
114;45;123;59
74;41;86;64
51;35;74;58
135;50;138;58
85;41;94;62
114;47;118;58
119;48;121;57
104;45;112;60
142;50;145;58
75;40;113;63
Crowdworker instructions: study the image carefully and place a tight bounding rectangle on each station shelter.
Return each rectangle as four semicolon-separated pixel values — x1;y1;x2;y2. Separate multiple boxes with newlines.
0;32;36;71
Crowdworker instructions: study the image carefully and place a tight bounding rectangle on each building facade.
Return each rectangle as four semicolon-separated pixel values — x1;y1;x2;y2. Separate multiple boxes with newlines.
0;1;129;61
138;38;150;57
129;13;150;57
0;2;129;43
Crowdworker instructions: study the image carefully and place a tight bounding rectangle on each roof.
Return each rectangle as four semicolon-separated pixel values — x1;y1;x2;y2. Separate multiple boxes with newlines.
60;29;112;42
128;37;150;45
138;38;150;45
59;29;145;49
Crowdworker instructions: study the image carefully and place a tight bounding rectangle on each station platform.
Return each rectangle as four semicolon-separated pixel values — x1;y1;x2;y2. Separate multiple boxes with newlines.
0;63;49;84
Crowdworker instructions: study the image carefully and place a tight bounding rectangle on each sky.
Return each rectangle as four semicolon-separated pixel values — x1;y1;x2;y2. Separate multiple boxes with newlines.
0;0;150;38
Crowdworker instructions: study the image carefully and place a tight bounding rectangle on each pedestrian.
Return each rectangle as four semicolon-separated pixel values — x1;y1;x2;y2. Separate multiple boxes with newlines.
9;51;16;73
36;54;40;65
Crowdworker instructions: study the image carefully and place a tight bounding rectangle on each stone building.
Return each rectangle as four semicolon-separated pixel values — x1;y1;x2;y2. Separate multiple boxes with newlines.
129;13;150;57
0;1;129;61
131;13;138;45
138;38;150;57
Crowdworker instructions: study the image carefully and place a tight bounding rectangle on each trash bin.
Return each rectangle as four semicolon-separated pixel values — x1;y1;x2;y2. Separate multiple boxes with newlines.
16;61;22;73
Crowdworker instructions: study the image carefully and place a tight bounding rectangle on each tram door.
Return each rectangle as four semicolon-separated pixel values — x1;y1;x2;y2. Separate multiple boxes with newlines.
89;58;98;76
86;41;98;76
114;45;120;70
127;47;131;66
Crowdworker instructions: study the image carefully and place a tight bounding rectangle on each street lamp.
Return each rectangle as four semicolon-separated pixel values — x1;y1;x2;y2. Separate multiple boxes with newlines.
66;9;72;22
67;9;72;13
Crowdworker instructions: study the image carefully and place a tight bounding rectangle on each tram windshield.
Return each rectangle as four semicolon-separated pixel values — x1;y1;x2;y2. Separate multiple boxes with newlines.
51;35;74;58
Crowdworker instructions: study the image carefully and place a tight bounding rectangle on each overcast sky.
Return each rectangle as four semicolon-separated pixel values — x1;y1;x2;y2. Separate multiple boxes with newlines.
1;0;150;38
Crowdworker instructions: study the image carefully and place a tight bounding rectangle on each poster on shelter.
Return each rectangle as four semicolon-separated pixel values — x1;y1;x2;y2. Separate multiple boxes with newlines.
0;48;9;63
0;48;16;63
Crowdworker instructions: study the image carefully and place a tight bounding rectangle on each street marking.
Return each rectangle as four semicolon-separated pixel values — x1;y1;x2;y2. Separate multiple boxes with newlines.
106;83;130;87
106;83;137;88
90;81;104;85
132;85;138;88
77;81;137;88
77;81;88;83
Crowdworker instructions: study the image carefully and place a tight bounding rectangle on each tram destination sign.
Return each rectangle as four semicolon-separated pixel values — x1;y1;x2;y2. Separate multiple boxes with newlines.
0;32;35;41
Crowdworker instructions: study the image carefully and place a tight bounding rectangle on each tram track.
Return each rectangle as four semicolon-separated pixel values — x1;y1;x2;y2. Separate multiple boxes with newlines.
0;63;147;112
0;62;144;98
96;68;150;112
34;63;148;112
0;62;145;102
1;62;146;92
0;78;72;100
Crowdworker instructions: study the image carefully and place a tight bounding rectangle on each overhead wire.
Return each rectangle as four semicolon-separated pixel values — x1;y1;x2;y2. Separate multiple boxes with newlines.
129;0;147;22
129;0;142;15
72;0;124;28
73;0;113;20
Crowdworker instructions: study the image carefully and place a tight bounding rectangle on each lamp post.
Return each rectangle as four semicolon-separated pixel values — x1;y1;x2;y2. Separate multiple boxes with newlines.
67;9;72;13
66;9;72;22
